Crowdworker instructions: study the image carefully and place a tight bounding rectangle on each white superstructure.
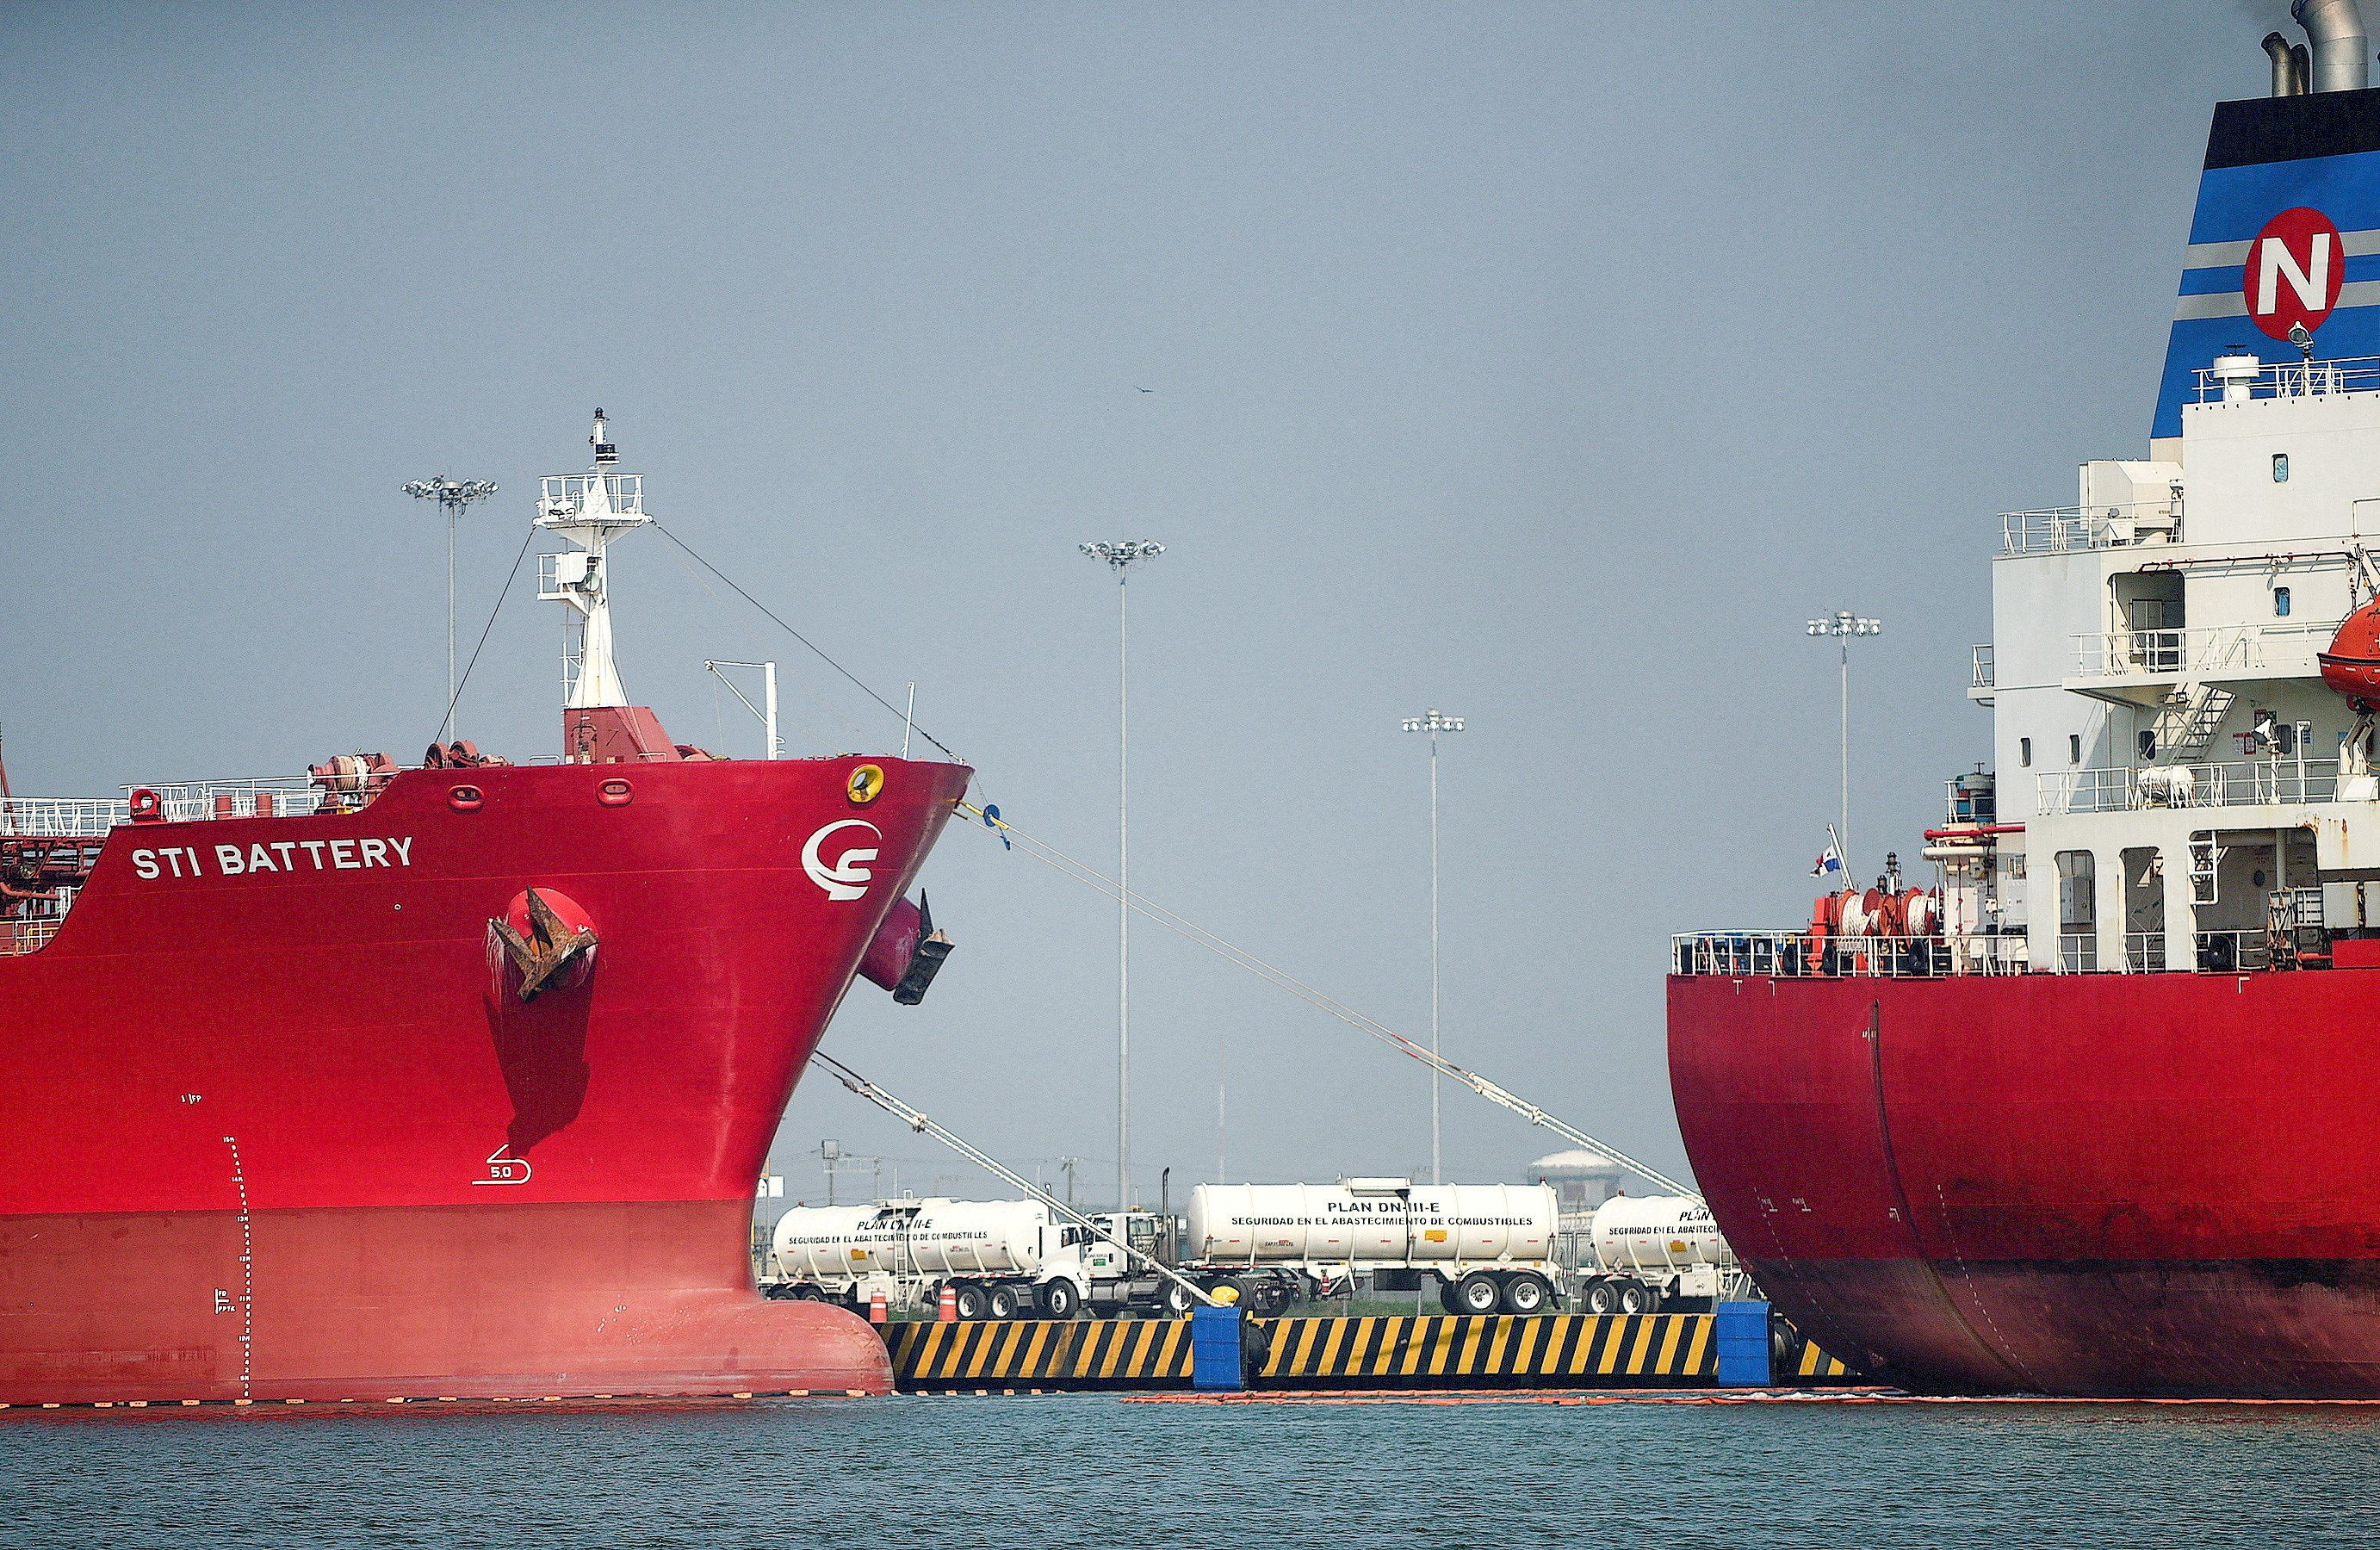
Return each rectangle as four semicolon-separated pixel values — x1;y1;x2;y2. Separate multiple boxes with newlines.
1967;355;2380;975
1679;353;2380;982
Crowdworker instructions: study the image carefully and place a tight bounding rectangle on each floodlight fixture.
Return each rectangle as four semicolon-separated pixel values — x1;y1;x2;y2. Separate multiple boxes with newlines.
1080;538;1166;573
406;475;501;743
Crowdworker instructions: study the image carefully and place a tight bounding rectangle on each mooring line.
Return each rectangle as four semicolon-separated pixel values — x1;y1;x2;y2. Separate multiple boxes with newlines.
652;522;963;762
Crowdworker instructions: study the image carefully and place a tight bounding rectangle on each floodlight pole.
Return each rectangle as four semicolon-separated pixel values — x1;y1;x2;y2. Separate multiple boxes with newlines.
1080;538;1164;1212
1806;611;1882;868
1402;708;1463;1187
404;475;499;741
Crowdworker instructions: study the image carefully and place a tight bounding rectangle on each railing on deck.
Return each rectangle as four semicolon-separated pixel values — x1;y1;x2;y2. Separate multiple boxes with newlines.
2071;621;2335;681
2038;759;2340;815
1671;926;2335;978
1;917;65;955
0;797;131;838
1670;932;2026;979
0;774;366;840
1998;497;2182;556
139;778;332;822
2190;355;2380;405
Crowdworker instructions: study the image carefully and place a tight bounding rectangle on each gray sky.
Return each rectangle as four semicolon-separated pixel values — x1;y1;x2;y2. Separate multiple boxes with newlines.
0;3;2296;1204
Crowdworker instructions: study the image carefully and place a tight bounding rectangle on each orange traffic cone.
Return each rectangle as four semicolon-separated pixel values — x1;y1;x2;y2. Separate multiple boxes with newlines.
869;1289;889;1327
937;1286;958;1323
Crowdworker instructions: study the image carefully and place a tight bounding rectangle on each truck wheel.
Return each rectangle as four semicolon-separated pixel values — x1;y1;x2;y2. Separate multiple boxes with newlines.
1037;1280;1081;1319
1253;1281;1294;1317
1436;1281;1464;1315
953;1284;990;1321
1618;1281;1651;1315
988;1285;1022;1319
1584;1280;1619;1315
1162;1280;1198;1317
1500;1274;1553;1316
1453;1272;1503;1316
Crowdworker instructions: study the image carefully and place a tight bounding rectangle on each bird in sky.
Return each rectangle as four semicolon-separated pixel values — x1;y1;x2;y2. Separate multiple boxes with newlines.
1134;385;1154;394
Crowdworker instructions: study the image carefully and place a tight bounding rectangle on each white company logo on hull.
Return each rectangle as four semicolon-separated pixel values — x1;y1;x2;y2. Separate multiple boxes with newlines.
132;838;415;879
803;819;880;902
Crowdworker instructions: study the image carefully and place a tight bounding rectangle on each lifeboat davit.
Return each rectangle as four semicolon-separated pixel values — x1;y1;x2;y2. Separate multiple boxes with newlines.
2319;597;2380;707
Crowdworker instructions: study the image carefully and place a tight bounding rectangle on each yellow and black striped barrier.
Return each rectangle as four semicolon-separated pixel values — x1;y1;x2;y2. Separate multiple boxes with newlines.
885;1313;1862;1392
885;1317;1193;1391
1251;1313;1716;1389
1791;1339;1856;1381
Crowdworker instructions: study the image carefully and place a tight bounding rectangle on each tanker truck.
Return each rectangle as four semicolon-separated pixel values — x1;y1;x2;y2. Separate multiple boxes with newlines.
1183;1179;1566;1316
769;1197;1111;1319
766;1178;1568;1319
1579;1195;1742;1313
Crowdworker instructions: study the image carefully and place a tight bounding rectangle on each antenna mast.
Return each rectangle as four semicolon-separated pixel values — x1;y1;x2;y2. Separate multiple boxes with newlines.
536;409;652;722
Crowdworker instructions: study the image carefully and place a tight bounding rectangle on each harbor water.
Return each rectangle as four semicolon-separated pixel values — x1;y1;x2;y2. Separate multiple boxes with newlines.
3;1393;2377;1548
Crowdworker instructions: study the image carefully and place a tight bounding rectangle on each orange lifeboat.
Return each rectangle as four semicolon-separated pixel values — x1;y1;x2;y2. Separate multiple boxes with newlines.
2319;597;2380;708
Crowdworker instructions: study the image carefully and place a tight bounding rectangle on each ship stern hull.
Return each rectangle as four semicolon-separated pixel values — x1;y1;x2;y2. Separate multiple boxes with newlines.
1669;970;2380;1397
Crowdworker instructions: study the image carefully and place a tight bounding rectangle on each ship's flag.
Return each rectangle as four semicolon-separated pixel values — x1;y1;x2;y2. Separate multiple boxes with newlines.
1812;828;1846;880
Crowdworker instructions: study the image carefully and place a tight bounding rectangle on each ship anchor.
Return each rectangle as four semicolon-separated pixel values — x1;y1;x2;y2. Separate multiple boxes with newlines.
487;888;600;1002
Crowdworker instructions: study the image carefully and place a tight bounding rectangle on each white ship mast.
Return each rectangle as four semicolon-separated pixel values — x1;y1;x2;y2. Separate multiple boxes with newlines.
536;409;650;712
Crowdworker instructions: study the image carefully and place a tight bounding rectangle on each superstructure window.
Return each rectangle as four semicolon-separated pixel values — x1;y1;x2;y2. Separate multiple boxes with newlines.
2020;737;2032;767
2273;453;2290;483
2070;734;2082;765
2275;586;2292;617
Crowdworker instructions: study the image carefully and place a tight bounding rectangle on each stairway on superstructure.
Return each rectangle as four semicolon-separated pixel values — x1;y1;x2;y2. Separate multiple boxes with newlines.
2150;685;2237;763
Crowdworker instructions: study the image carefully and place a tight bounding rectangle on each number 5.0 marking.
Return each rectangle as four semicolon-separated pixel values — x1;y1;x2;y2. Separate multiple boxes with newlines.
472;1144;533;1186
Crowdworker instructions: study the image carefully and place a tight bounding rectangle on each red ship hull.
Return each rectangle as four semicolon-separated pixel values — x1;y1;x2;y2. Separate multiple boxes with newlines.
0;755;967;1404
1669;970;2380;1397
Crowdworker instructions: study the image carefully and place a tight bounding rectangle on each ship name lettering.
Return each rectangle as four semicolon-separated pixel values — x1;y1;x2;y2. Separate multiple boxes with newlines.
135;837;418;880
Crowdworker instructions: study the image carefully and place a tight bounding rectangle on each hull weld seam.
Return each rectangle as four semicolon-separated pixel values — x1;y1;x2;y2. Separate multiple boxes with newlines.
1862;1001;2036;1391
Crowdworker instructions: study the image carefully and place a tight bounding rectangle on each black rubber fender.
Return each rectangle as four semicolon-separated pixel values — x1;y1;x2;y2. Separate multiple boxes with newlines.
1241;1317;1274;1384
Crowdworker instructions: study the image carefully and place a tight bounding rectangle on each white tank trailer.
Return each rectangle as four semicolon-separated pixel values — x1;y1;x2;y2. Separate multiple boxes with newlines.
1187;1180;1566;1316
768;1198;1108;1320
764;1180;1574;1321
1580;1195;1742;1313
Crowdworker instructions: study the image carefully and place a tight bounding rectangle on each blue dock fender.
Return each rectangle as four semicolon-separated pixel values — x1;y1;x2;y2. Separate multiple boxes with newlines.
1191;1305;1244;1392
1714;1300;1773;1387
